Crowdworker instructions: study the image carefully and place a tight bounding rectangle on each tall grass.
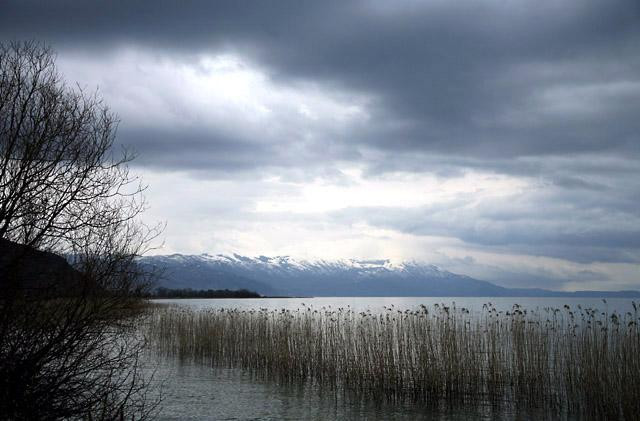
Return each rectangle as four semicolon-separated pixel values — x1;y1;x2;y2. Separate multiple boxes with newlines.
146;301;640;418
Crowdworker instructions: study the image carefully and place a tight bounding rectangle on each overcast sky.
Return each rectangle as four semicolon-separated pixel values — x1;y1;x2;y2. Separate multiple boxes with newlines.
2;1;639;290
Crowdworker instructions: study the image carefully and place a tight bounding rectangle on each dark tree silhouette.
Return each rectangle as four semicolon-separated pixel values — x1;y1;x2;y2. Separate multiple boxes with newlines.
0;41;162;419
151;287;261;299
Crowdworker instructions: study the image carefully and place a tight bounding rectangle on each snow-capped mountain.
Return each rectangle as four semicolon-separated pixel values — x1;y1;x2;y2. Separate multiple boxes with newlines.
139;253;640;297
139;253;510;297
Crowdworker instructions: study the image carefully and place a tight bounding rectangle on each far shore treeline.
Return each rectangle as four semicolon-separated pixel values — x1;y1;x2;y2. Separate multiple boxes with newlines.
150;287;261;299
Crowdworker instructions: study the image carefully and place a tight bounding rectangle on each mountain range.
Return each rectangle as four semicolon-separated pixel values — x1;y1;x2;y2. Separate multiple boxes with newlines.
139;253;640;298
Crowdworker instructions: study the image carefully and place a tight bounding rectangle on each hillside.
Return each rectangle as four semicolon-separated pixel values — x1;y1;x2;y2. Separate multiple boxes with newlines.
140;253;640;298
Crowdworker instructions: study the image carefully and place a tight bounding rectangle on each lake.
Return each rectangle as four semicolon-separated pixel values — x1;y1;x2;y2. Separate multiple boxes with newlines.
150;360;557;420
147;296;638;420
153;296;635;314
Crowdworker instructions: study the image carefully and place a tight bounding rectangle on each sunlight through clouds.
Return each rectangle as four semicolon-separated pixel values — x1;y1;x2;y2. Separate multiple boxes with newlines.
58;48;370;134
254;169;528;213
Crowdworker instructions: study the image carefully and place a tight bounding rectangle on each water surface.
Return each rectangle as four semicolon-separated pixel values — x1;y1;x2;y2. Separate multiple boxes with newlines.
153;296;634;315
150;360;556;421
148;296;635;420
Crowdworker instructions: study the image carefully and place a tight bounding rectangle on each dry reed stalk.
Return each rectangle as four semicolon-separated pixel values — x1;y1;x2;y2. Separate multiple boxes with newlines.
144;301;640;419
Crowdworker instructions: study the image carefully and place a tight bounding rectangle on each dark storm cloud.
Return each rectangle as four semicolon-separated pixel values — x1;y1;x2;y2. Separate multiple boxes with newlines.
0;1;339;52
2;1;639;164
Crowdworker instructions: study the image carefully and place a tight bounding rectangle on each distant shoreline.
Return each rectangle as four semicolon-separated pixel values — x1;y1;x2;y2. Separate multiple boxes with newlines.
148;287;313;299
151;296;307;299
149;290;640;299
149;287;261;299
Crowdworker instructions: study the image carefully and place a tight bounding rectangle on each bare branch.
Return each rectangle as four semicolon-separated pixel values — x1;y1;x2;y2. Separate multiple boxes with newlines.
0;41;163;419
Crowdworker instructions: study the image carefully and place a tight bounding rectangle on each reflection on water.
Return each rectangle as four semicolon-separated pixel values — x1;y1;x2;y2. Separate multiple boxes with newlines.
149;359;553;421
147;297;634;420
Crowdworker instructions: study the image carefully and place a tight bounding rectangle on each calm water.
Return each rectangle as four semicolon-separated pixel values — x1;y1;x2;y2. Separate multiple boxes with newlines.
149;360;553;421
153;296;635;315
148;296;636;420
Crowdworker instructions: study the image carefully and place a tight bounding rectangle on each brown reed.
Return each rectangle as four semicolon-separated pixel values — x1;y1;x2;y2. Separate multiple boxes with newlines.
144;301;640;419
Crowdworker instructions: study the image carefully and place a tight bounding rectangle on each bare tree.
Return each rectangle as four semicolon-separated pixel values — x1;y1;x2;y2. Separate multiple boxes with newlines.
0;41;162;419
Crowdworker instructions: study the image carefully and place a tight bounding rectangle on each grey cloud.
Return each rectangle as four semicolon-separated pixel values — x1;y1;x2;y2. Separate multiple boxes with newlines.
330;184;640;264
2;1;639;288
2;1;639;172
119;123;362;180
120;127;278;173
435;254;581;290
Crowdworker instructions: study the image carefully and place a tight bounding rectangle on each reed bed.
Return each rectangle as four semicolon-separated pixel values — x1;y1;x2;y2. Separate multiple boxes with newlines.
145;301;640;419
